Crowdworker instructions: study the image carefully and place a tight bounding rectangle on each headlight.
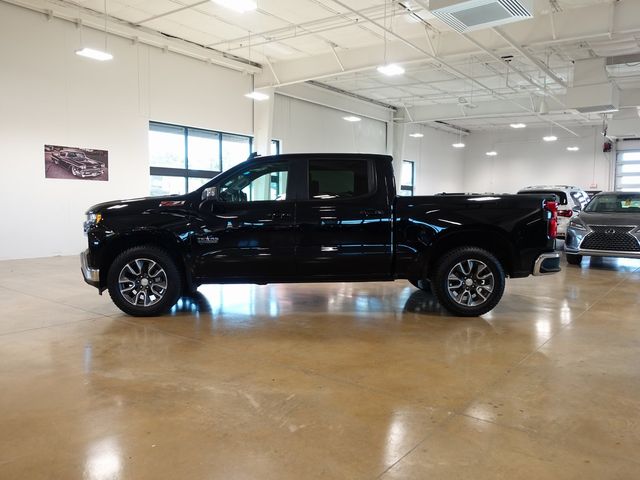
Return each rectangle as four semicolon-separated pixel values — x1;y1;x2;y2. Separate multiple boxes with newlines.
87;213;102;224
568;218;587;231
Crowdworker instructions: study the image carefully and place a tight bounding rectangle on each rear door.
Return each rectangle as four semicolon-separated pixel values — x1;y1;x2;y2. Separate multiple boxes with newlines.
295;157;393;278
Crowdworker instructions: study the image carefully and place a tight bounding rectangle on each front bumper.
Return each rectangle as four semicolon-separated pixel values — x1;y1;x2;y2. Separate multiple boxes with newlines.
533;252;561;276
564;246;640;259
80;250;100;288
76;170;104;178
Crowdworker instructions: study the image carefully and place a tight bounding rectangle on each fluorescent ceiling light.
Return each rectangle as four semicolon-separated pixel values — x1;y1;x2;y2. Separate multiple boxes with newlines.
212;0;257;13
452;142;465;148
343;116;361;122
409;133;424;138
567;146;580;151
245;91;269;101
75;47;113;61
510;123;526;129
377;63;405;76
543;135;558;142
486;151;498;156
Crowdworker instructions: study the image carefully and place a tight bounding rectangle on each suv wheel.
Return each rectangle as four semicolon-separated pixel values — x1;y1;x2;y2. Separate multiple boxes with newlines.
566;253;583;265
432;247;505;317
107;246;182;317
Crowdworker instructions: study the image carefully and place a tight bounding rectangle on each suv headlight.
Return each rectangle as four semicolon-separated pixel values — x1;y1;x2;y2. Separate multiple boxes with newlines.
568;218;587;231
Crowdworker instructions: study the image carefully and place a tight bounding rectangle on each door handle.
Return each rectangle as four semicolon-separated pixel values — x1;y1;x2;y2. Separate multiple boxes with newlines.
360;209;384;216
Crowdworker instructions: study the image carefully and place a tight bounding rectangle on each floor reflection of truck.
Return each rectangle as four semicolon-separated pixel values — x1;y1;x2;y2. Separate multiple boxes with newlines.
52;149;105;178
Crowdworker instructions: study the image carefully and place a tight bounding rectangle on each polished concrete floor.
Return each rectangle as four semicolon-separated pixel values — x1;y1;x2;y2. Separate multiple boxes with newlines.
1;254;639;479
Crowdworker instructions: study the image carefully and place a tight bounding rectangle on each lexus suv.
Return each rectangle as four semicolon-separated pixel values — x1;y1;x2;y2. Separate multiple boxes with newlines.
565;191;640;264
518;185;590;238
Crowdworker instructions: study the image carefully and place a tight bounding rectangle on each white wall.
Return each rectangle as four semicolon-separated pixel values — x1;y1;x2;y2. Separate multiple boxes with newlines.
272;94;388;154
461;125;614;193
403;125;465;195
0;2;252;260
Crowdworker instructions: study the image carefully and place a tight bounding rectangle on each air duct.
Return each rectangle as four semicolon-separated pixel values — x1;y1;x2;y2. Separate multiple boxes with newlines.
429;0;533;33
565;58;620;113
608;108;640;138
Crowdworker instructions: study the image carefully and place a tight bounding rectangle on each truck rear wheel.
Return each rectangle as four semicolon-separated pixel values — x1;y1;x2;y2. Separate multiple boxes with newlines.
107;246;182;317
432;247;505;317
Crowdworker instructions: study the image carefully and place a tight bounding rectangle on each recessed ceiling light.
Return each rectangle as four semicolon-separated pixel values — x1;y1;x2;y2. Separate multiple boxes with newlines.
245;91;269;101
510;123;526;129
343;116;361;122
212;0;257;13
543;135;558;142
377;63;405;76
409;133;424;138
75;47;113;61
452;142;465;148
486;151;498;156
567;146;580;151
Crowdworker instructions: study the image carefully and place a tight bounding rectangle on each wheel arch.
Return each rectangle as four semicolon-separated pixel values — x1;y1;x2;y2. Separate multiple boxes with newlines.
424;227;517;278
97;230;193;293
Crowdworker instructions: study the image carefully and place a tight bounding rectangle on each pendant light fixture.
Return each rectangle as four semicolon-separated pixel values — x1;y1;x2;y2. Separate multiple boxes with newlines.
543;123;557;142
377;0;404;77
244;30;269;101
76;0;113;61
452;130;465;148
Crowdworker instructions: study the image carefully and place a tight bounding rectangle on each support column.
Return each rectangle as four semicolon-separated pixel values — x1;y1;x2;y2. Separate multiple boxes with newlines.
391;122;406;186
252;87;276;156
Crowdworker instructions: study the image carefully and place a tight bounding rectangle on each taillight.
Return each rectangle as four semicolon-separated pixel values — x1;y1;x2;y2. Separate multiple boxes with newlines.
545;200;558;239
557;209;573;218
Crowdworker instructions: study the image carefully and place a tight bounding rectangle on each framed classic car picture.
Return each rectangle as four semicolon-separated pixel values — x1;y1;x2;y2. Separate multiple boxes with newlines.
44;144;109;181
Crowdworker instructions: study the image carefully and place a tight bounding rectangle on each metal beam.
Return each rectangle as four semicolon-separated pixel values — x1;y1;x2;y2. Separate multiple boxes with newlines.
2;0;262;74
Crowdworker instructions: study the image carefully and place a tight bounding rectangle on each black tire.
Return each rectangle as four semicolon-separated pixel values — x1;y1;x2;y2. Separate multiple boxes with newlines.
107;246;182;317
432;247;505;317
409;278;431;292
566;253;583;265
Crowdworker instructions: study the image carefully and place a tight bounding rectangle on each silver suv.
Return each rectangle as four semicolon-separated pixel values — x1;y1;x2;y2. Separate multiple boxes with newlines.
565;191;640;264
517;185;590;238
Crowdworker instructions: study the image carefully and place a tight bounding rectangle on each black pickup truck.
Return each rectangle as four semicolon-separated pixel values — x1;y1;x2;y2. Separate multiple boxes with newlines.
81;153;560;317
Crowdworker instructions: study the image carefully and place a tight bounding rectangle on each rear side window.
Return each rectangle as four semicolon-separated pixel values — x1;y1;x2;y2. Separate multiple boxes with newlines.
518;190;568;205
570;191;588;209
308;160;370;200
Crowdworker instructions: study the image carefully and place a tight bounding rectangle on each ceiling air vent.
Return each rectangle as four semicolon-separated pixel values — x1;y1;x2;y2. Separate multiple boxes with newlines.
430;0;533;32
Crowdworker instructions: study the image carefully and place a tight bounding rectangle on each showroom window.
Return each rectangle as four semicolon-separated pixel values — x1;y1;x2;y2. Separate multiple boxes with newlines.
400;160;415;196
149;122;252;196
616;150;640;191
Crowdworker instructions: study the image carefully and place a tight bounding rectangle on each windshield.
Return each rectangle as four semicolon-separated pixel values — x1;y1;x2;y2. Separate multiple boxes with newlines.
585;193;640;213
517;190;568;205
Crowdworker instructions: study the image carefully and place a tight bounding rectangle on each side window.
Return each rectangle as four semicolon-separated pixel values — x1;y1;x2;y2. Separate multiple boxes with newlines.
218;162;288;203
570;191;586;210
308;160;370;200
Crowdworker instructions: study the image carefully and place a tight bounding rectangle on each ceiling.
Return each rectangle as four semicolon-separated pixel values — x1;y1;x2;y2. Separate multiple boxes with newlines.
29;0;640;130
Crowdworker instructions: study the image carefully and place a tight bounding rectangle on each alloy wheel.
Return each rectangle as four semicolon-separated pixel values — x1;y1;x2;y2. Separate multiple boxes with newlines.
118;258;168;307
446;259;495;307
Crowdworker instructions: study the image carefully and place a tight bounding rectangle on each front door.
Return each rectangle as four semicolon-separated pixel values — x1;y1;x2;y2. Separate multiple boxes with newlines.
295;158;393;279
194;159;295;280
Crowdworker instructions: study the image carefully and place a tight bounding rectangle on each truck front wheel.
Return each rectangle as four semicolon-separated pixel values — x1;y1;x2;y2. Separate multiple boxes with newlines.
432;247;505;317
107;246;182;317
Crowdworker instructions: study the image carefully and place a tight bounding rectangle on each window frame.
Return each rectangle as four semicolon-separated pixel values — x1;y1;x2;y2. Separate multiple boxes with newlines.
400;160;415;197
615;150;640;191
149;121;253;196
302;158;377;202
215;159;294;205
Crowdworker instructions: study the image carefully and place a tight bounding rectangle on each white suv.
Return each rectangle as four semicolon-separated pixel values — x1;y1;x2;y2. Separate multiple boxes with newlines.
517;185;590;238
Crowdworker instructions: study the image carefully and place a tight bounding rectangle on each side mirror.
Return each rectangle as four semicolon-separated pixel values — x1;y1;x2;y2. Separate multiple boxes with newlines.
201;186;218;201
572;206;581;213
